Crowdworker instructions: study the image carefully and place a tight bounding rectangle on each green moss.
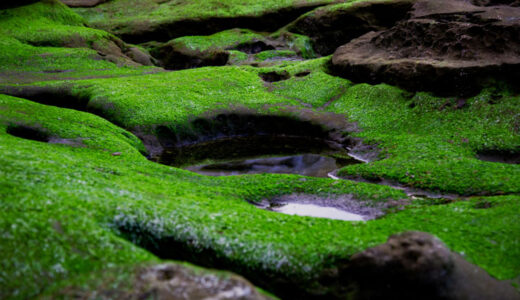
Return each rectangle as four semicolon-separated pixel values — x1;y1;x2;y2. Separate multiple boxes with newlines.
328;84;520;195
73;0;340;34
1;1;519;298
0;1;161;84
167;28;266;53
254;50;297;61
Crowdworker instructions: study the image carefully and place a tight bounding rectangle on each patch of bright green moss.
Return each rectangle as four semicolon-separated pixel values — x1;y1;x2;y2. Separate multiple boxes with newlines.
0;1;161;84
254;50;297;62
166;28;266;53
1;59;519;298
73;0;340;34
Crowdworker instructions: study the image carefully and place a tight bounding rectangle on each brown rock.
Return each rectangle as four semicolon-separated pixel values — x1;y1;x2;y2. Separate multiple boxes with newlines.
331;0;520;95
58;263;275;300
125;47;155;66
347;231;520;299
288;0;415;55
151;42;229;70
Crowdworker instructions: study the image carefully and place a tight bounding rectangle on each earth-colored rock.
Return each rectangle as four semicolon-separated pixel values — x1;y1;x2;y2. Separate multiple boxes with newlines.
331;0;520;95
60;0;109;7
347;231;520;299
57;263;275;300
151;42;230;70
288;0;415;55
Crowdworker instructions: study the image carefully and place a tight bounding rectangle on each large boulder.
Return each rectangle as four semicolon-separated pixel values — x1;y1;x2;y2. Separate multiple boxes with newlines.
331;0;520;95
288;0;415;55
57;263;275;300
345;232;520;299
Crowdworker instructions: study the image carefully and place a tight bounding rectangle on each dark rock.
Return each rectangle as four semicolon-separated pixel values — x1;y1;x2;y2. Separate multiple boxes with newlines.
125;47;155;66
346;231;520;299
331;0;520;96
57;263;274;300
151;42;230;70
232;40;275;54
106;3;329;44
60;0;109;7
288;0;415;55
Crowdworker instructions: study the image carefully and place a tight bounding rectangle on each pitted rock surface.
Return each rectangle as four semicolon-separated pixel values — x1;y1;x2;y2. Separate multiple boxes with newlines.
59;264;274;300
331;0;520;95
346;231;520;299
288;0;415;55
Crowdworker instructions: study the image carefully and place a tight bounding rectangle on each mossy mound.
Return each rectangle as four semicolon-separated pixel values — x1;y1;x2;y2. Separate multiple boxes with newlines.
1;0;519;299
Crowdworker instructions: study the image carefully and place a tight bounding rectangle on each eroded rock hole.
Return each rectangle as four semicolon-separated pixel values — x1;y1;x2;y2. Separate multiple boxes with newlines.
0;86;90;111
6;124;50;142
152;113;362;177
259;71;290;82
232;41;275;54
477;149;520;164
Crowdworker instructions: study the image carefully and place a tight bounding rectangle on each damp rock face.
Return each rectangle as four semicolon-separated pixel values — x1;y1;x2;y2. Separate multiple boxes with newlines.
288;0;415;55
331;0;520;95
58;263;274;300
346;231;520;300
151;42;230;70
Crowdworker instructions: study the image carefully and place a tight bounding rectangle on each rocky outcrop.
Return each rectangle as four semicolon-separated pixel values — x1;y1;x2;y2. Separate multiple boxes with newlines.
60;0;109;7
288;0;415;55
331;0;520;95
57;263;274;300
345;232;520;299
151;43;230;70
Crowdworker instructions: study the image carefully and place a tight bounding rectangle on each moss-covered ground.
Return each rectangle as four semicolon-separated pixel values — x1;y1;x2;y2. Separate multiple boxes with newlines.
1;0;519;299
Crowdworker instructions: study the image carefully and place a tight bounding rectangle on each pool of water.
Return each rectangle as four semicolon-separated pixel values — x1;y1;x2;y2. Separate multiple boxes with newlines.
271;203;366;221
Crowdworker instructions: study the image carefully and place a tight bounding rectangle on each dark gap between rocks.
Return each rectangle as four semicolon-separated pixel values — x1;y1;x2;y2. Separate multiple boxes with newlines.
117;4;331;44
259;71;291;82
232;41;275;54
6;124;50;143
477;149;520;164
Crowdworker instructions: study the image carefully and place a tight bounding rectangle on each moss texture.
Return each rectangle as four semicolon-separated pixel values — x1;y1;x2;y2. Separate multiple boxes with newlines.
0;0;519;299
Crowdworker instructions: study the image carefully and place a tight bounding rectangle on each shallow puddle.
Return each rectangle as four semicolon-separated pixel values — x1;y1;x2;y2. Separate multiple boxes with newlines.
271;203;366;221
155;135;361;177
186;153;349;177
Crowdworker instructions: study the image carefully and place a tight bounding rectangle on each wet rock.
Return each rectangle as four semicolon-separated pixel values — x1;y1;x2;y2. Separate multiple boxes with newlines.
60;0;109;7
124;47;156;66
233;40;275;54
347;231;520;299
58;263;274;300
151;42;230;70
288;0;415;55
331;0;520;96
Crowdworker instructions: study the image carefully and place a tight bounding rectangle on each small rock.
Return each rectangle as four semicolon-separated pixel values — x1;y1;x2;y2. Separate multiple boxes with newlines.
111;152;122;156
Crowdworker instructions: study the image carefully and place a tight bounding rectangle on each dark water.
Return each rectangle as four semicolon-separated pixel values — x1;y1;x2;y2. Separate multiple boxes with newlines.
153;135;361;177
